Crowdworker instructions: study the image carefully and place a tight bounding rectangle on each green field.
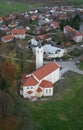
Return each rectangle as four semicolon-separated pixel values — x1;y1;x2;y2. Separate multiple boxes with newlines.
69;0;83;5
0;0;83;16
79;61;83;70
18;71;83;130
0;0;40;16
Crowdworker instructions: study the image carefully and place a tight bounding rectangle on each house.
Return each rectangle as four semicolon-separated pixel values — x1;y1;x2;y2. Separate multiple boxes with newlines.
1;34;14;43
29;9;38;14
43;44;65;59
20;61;60;99
36;34;52;43
63;25;83;43
50;21;59;29
8;21;18;28
0;24;8;31
62;41;76;53
31;15;38;21
0;17;3;24
73;31;83;43
11;28;26;39
30;38;38;46
42;25;51;32
58;13;67;20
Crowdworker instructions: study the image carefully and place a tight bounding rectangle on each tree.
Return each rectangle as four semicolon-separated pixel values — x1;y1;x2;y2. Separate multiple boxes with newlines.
15;39;29;73
0;78;9;92
0;59;20;85
0;42;8;60
73;13;80;30
0;90;14;120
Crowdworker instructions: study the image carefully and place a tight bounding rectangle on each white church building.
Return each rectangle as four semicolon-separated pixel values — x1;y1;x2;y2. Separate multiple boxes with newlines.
20;44;60;100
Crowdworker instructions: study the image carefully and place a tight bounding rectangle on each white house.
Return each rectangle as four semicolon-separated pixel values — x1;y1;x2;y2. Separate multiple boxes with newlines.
1;34;14;43
43;44;65;59
20;61;60;99
29;9;38;14
11;28;26;39
64;25;83;43
31;38;38;46
0;17;3;24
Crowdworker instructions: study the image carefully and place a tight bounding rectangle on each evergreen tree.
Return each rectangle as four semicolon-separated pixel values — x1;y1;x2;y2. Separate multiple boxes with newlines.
0;78;9;92
73;14;80;30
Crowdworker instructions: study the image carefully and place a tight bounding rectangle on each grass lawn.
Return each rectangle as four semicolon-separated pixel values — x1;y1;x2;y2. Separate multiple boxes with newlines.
0;0;83;16
18;71;83;130
0;0;40;16
78;61;83;70
69;0;83;5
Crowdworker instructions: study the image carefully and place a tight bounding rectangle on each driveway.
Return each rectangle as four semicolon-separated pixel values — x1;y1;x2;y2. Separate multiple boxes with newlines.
56;60;83;76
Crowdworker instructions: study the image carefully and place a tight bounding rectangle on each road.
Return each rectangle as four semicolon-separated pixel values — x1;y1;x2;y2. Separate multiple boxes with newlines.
56;60;83;76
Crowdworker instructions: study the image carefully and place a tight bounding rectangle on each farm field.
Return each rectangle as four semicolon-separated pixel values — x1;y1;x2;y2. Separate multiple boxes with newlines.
69;0;83;5
15;71;83;130
0;0;83;16
0;0;40;16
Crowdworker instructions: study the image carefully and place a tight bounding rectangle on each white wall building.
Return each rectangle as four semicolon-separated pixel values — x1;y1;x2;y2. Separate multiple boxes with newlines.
63;25;83;43
43;44;65;59
35;45;43;69
11;28;26;39
20;61;60;100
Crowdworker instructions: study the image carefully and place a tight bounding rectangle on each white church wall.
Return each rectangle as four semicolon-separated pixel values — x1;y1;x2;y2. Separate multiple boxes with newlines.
23;85;36;98
44;68;60;84
43;88;53;96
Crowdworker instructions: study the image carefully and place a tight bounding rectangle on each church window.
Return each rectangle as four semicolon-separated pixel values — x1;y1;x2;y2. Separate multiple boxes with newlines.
46;89;48;93
49;89;51;93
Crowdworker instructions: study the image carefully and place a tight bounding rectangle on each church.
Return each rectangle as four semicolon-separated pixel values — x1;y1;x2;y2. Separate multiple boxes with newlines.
20;44;60;100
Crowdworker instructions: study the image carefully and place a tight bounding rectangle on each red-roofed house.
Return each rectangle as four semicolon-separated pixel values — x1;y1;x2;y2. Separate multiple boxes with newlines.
64;25;83;43
1;34;14;43
31;15;38;21
0;17;3;24
50;21;59;29
11;28;26;39
20;61;60;99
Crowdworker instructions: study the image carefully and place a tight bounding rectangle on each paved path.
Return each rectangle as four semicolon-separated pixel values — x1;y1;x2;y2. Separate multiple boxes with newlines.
56;60;83;76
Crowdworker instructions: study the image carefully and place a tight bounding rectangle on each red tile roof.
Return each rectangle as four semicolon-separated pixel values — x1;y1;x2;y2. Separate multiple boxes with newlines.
31;15;37;20
39;80;53;88
33;61;59;80
37;34;47;40
58;14;67;20
64;25;83;37
1;35;14;42
23;76;38;86
36;87;42;92
51;21;59;27
11;28;26;35
64;25;75;32
76;31;83;36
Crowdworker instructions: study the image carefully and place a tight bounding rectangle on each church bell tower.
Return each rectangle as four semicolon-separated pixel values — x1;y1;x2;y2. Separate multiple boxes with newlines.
35;43;43;69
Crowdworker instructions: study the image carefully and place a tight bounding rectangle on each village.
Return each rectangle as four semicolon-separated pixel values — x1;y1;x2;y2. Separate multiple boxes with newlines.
0;0;83;129
0;5;83;100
